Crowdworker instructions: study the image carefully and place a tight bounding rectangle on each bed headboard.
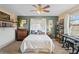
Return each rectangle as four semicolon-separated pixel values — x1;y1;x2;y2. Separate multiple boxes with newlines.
30;18;47;35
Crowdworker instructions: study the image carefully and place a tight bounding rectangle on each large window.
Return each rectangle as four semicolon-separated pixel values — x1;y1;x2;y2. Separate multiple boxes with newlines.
69;16;79;36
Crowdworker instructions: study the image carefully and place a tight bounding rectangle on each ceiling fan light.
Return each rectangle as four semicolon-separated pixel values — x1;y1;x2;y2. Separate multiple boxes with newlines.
37;11;41;14
32;4;50;14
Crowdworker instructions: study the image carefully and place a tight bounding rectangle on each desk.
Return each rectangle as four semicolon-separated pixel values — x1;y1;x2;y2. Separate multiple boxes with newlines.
61;34;79;54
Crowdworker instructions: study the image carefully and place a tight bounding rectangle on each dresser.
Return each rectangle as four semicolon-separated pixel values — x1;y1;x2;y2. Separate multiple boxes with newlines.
16;29;28;41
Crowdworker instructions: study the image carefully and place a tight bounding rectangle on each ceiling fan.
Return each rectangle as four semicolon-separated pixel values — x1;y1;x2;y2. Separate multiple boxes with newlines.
31;4;50;14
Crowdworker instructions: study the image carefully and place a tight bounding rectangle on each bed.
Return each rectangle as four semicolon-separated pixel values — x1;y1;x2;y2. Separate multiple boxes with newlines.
20;34;55;53
20;20;55;53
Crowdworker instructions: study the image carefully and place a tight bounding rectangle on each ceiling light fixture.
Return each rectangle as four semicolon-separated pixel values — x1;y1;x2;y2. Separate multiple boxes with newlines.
31;4;50;14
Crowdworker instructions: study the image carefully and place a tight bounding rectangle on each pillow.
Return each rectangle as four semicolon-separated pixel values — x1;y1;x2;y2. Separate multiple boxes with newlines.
30;30;37;34
30;30;45;35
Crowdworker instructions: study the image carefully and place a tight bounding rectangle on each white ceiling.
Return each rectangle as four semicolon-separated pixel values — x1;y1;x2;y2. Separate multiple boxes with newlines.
0;4;77;16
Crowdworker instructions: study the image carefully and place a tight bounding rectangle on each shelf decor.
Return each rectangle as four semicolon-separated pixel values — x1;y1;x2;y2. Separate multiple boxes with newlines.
0;11;14;27
56;19;64;43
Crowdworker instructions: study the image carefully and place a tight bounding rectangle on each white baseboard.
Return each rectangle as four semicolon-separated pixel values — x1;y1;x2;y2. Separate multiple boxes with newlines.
0;39;15;49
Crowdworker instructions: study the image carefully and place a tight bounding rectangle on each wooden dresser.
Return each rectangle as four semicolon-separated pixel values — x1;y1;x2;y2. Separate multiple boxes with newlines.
16;29;28;41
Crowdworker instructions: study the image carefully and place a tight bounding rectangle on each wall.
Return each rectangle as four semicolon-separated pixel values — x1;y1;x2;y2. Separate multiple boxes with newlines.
59;5;79;35
30;18;46;33
0;5;17;28
0;28;15;49
0;6;17;49
59;5;79;20
17;16;58;37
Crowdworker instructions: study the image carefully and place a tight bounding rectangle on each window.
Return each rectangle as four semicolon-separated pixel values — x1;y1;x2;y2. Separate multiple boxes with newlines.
69;16;79;36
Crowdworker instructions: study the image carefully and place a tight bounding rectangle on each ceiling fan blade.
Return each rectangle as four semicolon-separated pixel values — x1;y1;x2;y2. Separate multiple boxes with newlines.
32;5;37;8
43;10;50;12
43;5;50;9
38;4;42;7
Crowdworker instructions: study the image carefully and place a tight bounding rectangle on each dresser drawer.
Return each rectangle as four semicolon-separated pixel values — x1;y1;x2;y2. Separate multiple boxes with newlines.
16;29;28;41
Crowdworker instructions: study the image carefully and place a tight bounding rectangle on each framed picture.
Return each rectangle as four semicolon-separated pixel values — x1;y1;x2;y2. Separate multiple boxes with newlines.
2;22;6;27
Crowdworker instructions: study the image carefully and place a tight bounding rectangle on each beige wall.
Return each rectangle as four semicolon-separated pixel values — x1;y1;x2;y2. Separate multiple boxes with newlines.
59;5;79;19
59;5;79;35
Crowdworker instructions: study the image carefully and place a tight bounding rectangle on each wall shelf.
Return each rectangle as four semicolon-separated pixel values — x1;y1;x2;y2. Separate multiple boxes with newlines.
0;11;15;27
55;19;64;43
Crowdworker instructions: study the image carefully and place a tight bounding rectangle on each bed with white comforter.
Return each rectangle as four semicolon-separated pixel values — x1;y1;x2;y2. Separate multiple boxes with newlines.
20;34;55;53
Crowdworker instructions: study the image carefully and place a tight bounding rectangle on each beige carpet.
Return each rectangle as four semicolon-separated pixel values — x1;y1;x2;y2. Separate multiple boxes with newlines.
0;40;69;54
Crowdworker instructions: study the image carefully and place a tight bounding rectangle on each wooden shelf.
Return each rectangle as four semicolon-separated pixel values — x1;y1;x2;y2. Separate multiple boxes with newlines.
0;11;16;27
0;11;10;21
55;19;64;42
